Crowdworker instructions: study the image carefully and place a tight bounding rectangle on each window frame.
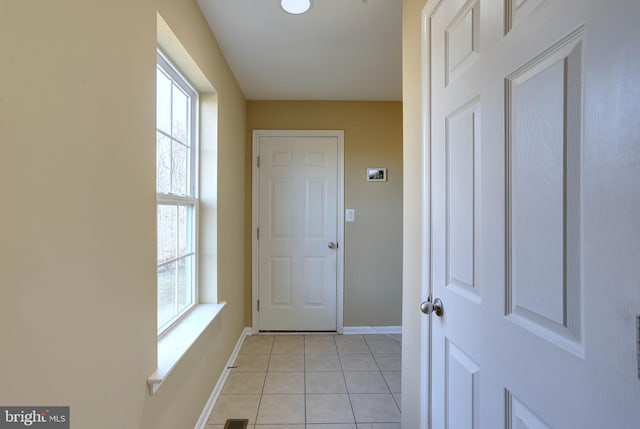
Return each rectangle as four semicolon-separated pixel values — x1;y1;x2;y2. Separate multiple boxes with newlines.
156;49;200;337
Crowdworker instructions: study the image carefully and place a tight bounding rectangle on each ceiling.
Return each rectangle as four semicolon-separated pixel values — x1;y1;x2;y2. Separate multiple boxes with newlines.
196;0;402;101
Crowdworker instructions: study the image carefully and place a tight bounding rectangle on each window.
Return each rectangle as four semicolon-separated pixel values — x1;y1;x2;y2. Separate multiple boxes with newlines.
156;50;199;335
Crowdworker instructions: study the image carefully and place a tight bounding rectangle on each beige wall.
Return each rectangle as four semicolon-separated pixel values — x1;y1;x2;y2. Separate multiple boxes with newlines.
0;1;247;428
246;101;403;327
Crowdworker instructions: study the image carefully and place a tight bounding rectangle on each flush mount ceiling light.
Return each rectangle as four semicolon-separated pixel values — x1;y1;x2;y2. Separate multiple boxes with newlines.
280;0;311;15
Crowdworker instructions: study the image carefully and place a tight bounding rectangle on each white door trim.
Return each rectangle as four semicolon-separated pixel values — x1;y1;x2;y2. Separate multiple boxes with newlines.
251;130;345;334
417;2;438;427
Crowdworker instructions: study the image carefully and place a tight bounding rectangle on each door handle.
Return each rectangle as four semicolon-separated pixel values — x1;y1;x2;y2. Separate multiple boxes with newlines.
328;242;338;250
421;297;444;317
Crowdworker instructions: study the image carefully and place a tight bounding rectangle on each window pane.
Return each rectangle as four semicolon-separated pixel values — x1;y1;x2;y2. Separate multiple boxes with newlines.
157;205;177;264
156;53;198;335
171;142;188;196
156;69;172;135
172;85;188;143
177;255;194;312
178;205;189;257
157;261;176;330
156;132;171;193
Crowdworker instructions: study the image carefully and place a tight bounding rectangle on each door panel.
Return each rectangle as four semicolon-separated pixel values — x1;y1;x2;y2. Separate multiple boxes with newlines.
269;256;292;307
256;134;340;331
506;391;551;429
446;99;481;302
446;340;480;428
270;178;293;239
505;0;545;34
444;0;480;86
506;29;584;353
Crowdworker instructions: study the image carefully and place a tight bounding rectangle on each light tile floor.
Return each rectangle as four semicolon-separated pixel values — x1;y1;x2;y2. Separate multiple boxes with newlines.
206;333;401;429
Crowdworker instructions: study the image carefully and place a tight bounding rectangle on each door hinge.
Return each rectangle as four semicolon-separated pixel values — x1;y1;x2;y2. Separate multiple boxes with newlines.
257;156;260;168
257;227;260;240
257;300;260;311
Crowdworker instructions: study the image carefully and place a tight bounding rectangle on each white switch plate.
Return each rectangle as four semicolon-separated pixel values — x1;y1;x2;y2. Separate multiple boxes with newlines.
346;209;355;222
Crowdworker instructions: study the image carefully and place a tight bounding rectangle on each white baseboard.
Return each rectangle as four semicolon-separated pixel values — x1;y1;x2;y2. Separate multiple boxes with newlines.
193;327;252;429
342;326;402;335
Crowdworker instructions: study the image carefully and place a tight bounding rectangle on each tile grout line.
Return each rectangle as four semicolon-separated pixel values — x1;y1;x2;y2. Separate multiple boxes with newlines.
337;334;359;426
340;334;359;426
254;335;273;426
368;334;402;414
301;336;308;427
370;338;397;403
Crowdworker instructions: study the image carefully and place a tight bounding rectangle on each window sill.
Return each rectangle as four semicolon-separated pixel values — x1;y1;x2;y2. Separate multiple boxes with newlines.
147;302;226;395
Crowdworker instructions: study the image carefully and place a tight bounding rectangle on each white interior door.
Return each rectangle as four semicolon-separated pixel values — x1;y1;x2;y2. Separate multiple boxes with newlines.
253;130;344;331
422;0;640;427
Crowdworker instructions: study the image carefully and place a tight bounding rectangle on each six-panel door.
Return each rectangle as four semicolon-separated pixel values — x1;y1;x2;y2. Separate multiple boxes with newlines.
426;0;640;427
257;135;339;331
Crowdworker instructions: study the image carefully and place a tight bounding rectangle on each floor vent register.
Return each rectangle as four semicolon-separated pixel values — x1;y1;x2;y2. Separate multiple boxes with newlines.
224;419;248;429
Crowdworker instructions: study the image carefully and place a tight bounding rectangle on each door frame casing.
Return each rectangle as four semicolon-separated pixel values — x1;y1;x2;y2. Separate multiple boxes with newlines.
251;130;345;334
403;1;440;426
419;3;435;427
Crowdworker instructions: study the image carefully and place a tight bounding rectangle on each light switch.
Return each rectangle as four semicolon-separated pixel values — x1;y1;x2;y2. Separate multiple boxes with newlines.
346;209;355;222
